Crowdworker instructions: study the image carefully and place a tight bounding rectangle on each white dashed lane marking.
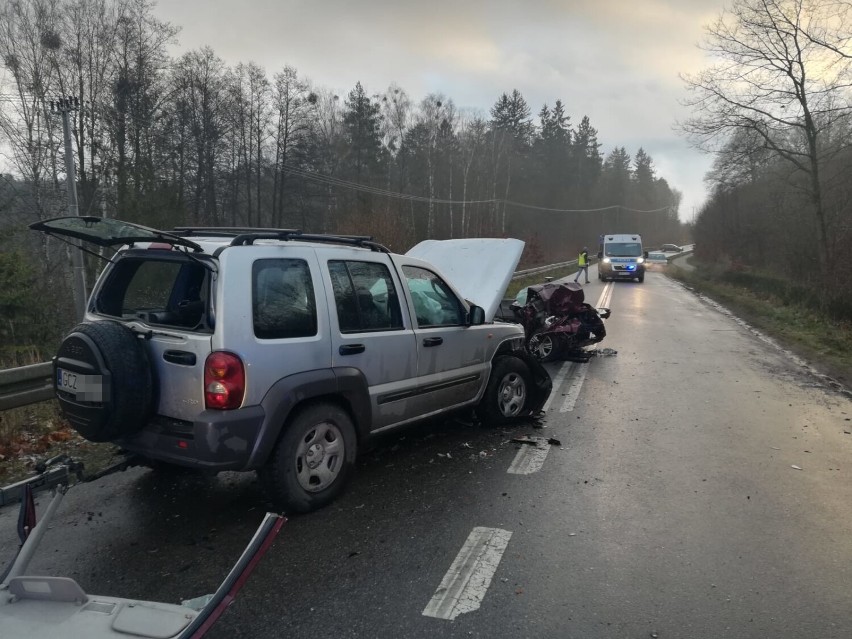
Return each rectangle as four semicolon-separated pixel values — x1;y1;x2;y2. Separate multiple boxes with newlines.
559;363;588;412
507;437;551;474
541;360;571;413
422;527;513;621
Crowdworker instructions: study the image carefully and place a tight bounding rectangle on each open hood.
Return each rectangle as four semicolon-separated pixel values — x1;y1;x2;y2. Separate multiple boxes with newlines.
405;238;524;321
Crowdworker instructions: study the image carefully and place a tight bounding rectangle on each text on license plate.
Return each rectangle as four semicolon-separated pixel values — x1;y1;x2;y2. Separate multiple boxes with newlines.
57;368;104;402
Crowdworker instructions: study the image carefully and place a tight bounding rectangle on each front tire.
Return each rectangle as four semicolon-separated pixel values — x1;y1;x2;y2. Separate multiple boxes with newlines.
259;403;357;514
477;357;532;425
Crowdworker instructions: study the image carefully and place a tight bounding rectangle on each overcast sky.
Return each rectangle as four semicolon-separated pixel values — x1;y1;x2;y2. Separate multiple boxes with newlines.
157;0;726;222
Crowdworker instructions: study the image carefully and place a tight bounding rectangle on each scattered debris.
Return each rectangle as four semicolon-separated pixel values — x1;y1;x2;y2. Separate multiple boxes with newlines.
511;437;539;446
461;442;473;449
348;551;360;558
594;347;618;357
547;438;562;446
791;465;803;470
770;446;780;450
437;452;452;459
478;451;489;459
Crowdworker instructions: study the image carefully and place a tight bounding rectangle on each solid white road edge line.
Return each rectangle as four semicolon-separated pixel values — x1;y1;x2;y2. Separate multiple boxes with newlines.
422;527;513;621
507;438;550;474
596;281;613;309
541;361;574;412
559;363;588;412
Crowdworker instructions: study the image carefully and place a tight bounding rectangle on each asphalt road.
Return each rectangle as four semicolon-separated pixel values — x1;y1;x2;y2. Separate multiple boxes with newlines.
3;267;852;638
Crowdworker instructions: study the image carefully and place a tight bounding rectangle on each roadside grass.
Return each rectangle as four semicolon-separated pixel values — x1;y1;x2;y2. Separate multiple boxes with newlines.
668;260;852;388
0;403;125;483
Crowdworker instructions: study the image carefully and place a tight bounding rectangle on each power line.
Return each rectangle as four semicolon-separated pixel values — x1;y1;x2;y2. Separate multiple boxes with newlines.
282;164;675;214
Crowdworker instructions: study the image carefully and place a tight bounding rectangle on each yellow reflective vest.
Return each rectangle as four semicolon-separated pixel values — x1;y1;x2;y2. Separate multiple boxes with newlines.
578;251;588;267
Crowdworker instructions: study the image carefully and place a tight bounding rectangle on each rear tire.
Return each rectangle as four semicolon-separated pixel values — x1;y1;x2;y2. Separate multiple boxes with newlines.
476;356;532;425
259;403;357;514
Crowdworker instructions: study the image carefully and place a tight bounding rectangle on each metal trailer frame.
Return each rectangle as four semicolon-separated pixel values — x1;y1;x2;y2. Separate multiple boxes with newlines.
0;455;283;638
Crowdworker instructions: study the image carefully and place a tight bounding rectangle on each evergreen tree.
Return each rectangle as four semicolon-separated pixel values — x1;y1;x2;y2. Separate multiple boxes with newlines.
571;115;602;204
342;81;384;179
490;89;533;147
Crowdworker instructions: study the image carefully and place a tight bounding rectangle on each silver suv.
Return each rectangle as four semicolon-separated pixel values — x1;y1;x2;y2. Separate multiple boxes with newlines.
31;217;551;513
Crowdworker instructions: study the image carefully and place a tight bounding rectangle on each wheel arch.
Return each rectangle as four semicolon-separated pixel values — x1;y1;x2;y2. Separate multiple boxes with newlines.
247;367;371;468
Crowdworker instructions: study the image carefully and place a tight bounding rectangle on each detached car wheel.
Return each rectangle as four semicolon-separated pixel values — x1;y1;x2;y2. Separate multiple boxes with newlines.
528;333;560;363
54;321;154;442
477;356;532;425
259;403;357;514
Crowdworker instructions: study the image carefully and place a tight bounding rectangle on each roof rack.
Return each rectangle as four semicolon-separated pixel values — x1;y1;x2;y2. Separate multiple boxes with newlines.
172;226;302;237
172;226;390;253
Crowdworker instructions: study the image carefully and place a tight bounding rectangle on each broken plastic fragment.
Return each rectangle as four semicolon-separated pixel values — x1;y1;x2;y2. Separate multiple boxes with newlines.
791;465;803;470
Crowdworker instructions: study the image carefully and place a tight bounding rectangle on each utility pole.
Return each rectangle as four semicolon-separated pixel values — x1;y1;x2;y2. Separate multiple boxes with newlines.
51;96;87;321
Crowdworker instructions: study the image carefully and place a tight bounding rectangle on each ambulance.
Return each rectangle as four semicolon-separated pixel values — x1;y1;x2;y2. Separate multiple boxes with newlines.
597;233;647;282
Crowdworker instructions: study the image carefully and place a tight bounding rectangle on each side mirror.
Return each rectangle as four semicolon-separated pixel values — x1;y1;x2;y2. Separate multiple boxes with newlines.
468;305;486;326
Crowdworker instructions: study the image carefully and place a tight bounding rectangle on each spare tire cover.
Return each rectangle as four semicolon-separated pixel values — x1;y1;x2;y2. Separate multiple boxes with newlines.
54;321;154;442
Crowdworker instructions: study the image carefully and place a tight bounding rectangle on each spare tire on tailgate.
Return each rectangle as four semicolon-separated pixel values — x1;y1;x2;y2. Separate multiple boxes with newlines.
53;321;154;442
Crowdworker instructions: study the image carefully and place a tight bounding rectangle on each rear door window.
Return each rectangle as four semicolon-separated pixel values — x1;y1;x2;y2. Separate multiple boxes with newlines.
253;259;317;339
328;260;404;333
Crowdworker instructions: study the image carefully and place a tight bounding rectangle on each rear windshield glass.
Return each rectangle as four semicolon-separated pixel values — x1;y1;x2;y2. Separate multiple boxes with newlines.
94;256;211;330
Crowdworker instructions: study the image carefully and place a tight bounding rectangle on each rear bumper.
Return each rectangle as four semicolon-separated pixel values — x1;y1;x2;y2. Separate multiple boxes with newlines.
118;406;266;471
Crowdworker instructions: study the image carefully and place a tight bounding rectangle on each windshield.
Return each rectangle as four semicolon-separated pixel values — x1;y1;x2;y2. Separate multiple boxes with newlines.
605;242;643;257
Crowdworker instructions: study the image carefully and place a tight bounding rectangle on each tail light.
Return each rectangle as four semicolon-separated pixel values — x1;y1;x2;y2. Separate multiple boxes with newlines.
204;351;245;409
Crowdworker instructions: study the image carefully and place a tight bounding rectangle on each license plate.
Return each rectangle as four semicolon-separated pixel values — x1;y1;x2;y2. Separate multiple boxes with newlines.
57;368;104;402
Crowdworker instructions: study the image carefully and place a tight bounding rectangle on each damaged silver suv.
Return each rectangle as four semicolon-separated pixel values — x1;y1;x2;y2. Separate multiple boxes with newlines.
31;217;551;513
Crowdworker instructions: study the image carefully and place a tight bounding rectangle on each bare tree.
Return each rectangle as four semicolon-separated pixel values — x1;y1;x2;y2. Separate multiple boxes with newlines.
271;66;311;227
681;0;852;273
457;111;487;237
170;47;228;224
55;0;124;216
0;0;63;216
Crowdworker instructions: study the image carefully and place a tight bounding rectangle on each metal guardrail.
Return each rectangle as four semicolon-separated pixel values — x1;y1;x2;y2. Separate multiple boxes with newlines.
0;362;54;411
512;260;578;279
1;259;585;412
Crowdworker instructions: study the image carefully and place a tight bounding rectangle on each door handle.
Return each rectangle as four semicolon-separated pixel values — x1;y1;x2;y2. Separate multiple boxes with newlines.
423;337;443;347
163;350;196;366
339;344;366;356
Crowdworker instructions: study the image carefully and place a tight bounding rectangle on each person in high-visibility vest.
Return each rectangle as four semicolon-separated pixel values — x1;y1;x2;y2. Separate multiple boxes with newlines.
574;246;590;284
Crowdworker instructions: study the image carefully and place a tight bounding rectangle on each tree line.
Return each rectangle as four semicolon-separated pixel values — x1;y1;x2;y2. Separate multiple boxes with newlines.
0;0;684;363
683;0;852;315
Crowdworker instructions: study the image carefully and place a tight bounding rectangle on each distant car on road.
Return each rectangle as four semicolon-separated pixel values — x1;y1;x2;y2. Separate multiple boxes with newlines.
660;243;682;253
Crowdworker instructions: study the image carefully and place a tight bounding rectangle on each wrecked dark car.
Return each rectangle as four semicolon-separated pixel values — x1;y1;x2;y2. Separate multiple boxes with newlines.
511;282;611;362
